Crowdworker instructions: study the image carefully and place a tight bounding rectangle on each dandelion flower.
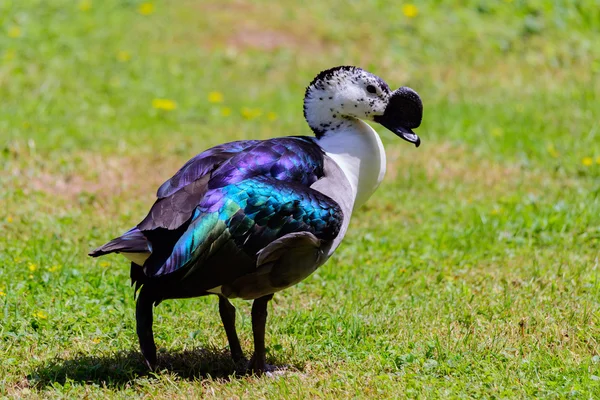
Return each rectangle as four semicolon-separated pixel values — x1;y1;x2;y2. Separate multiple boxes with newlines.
0;291;5;297
582;157;593;167
152;98;177;111
220;107;232;117
117;50;131;62
208;91;224;103
138;2;155;15
6;216;13;223
78;0;92;11
402;4;418;18
267;112;278;121
7;26;21;38
34;311;47;320
241;107;262;120
28;263;37;272
92;337;101;344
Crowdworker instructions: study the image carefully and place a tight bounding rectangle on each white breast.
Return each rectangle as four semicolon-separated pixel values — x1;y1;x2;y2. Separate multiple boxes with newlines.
316;119;387;211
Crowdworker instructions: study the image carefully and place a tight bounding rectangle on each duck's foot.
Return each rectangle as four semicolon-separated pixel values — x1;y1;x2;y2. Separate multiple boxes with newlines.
247;354;270;375
246;355;288;376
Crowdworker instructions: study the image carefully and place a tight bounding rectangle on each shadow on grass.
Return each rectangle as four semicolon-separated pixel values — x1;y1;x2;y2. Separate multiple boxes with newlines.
29;348;261;388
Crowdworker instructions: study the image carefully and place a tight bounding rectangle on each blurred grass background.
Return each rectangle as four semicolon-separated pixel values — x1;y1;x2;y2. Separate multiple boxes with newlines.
1;0;599;398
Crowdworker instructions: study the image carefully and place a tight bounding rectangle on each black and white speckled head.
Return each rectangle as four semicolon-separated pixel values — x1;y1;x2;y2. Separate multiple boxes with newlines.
304;66;422;146
304;66;390;135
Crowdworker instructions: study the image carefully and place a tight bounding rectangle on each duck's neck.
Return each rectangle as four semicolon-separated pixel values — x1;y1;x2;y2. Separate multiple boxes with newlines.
316;119;387;211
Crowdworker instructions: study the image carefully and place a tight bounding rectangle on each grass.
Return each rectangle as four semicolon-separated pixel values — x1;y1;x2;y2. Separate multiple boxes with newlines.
1;0;599;397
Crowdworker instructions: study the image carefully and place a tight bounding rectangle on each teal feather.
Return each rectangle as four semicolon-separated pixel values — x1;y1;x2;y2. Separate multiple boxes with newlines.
151;176;342;277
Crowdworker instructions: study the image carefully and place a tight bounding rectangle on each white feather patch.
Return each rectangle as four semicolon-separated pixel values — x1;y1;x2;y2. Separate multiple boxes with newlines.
317;119;386;210
122;252;151;265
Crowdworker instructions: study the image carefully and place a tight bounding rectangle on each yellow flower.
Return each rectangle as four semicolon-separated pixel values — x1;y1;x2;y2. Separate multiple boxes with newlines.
241;107;262;120
0;291;5;297
116;50;131;62
7;26;21;38
220;107;232;117
208;91;224;103
546;144;559;158
266;112;278;121
28;263;37;272
33;311;47;320
78;0;92;11
582;157;594;167
6;216;13;223
138;2;155;15
48;265;59;272
152;98;177;111
402;4;418;18
92;337;101;344
99;261;110;268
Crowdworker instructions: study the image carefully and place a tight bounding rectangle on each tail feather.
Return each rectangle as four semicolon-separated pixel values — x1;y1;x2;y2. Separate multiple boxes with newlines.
89;227;152;257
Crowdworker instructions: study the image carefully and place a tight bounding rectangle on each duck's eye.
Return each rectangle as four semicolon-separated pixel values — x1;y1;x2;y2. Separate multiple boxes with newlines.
366;85;377;94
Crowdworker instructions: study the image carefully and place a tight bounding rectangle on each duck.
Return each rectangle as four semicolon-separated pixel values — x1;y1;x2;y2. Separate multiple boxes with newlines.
89;65;423;373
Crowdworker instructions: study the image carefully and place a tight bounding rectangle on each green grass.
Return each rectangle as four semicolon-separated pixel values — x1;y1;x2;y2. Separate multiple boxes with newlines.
1;0;600;397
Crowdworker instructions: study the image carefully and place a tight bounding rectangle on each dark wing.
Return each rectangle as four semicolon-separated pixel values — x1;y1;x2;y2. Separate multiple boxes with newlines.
138;136;324;232
143;175;343;279
133;136;333;276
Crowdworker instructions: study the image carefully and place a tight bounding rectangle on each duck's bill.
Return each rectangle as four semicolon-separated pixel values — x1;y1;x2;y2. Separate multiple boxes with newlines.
379;121;421;147
373;86;423;148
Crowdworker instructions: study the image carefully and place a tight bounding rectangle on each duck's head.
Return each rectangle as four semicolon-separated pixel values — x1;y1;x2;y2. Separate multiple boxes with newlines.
304;66;422;147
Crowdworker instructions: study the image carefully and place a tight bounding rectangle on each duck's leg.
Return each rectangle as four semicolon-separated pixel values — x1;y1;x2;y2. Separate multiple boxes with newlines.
218;295;245;362
136;285;157;369
248;293;274;373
